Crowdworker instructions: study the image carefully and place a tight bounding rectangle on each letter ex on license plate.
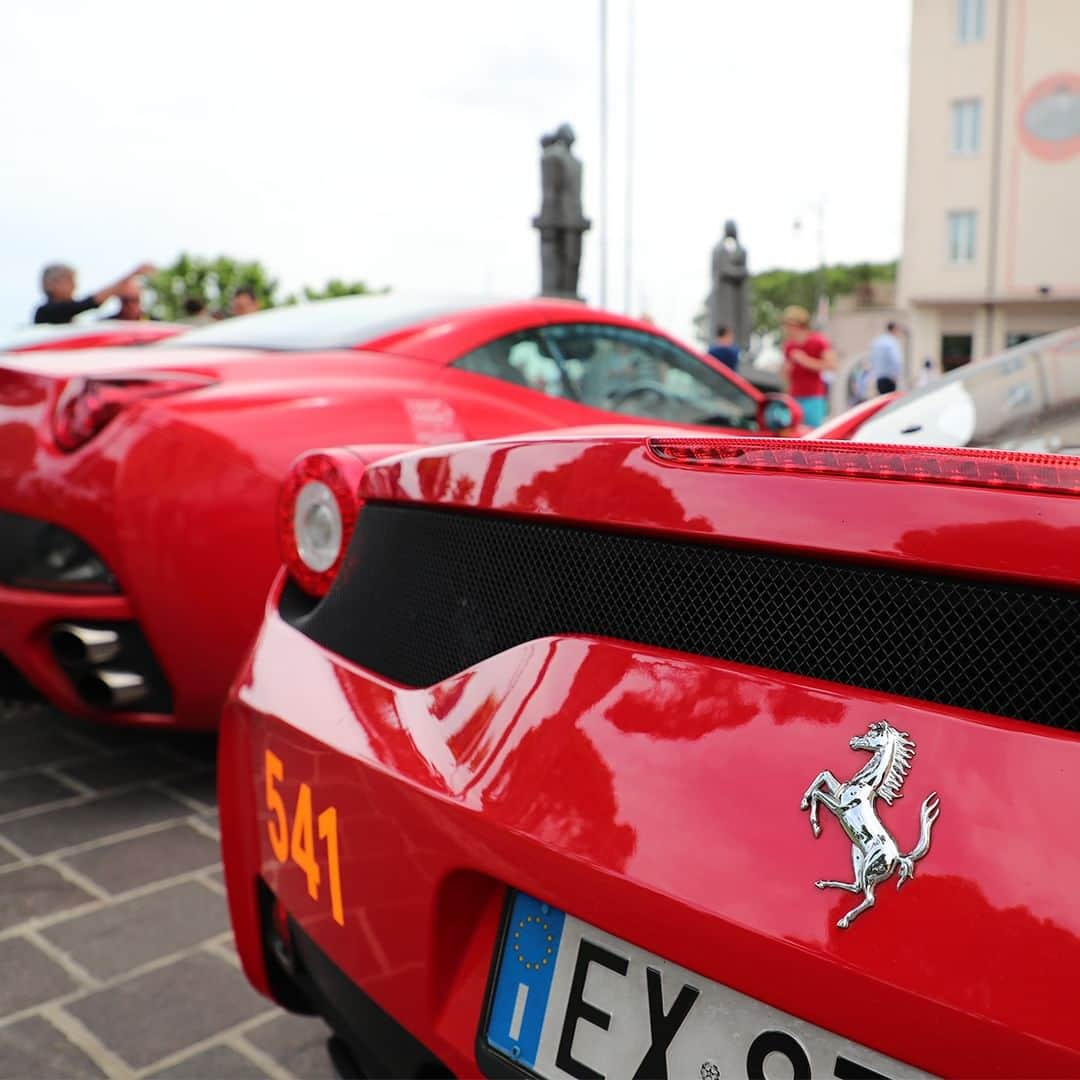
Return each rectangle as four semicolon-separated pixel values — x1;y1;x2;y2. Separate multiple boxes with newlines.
483;893;931;1080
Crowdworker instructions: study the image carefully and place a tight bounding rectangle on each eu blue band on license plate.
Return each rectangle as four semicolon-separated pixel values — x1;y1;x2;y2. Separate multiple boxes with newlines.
483;893;930;1080
486;893;567;1069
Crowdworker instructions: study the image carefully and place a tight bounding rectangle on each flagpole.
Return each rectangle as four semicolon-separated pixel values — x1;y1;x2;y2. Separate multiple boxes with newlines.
624;0;634;315
598;0;609;309
816;198;827;326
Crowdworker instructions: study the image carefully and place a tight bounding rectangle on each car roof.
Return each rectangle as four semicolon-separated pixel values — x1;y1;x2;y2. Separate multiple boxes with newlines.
152;292;763;401
160;293;530;352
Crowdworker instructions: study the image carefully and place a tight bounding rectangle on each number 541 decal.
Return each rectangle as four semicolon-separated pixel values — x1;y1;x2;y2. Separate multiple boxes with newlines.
264;749;344;926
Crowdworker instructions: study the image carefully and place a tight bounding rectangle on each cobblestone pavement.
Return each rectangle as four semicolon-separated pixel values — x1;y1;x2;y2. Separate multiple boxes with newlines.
0;701;335;1079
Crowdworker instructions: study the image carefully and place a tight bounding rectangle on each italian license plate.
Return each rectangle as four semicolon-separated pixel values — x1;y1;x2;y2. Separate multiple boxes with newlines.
483;892;930;1079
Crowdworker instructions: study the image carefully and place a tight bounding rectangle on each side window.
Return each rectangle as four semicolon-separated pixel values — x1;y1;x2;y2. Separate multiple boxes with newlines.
453;330;572;399
452;323;759;430
542;323;759;429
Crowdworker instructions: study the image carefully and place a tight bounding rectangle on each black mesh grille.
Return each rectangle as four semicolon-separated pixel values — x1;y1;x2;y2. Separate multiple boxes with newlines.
291;502;1080;731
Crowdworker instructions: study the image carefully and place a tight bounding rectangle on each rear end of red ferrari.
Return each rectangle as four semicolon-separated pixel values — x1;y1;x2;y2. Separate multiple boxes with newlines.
220;434;1080;1078
0;355;214;719
0;343;411;730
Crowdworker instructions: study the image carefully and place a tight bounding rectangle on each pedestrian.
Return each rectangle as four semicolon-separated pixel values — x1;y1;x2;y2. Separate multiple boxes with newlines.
849;357;871;405
868;321;904;394
780;305;836;427
230;287;260;317
707;325;740;372
34;261;155;325
180;297;215;325
104;279;151;321
916;357;935;388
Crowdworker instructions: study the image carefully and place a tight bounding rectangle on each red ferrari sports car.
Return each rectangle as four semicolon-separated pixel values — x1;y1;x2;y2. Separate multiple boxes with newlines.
220;431;1080;1078
0;295;801;729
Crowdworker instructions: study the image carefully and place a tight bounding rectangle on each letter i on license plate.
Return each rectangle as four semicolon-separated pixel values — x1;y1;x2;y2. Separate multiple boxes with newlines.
483;893;929;1079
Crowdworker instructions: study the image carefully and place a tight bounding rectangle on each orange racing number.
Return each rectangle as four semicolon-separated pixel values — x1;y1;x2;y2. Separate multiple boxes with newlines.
264;749;344;926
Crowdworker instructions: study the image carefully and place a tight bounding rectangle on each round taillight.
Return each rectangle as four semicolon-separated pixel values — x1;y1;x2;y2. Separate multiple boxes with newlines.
278;452;363;596
294;481;342;573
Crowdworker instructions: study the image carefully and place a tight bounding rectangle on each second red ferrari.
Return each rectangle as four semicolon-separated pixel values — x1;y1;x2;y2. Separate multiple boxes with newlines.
0;295;800;729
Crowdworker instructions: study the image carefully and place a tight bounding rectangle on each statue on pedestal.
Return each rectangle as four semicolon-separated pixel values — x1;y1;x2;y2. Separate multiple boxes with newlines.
707;220;751;348
533;124;591;299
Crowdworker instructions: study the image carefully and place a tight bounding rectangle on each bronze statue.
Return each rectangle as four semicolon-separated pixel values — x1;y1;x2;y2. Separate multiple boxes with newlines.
533;124;590;299
707;220;751;349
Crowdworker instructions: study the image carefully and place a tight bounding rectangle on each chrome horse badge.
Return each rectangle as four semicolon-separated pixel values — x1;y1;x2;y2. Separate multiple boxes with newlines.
800;721;940;929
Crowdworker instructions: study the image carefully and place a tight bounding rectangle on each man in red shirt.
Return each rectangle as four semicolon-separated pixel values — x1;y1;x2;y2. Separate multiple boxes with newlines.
781;305;837;428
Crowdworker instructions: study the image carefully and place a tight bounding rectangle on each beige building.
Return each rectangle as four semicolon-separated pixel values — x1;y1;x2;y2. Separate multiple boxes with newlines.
826;281;904;363
900;0;1080;376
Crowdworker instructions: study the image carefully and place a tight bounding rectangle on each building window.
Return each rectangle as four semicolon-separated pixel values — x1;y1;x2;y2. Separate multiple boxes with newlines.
941;335;974;371
950;99;982;153
948;211;977;263
956;0;986;43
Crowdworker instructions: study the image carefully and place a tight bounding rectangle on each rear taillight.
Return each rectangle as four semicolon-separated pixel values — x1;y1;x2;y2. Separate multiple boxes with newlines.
647;437;1080;496
52;373;213;452
278;451;366;597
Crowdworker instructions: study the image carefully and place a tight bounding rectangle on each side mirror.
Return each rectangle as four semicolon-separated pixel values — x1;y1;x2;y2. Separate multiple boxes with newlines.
758;393;804;433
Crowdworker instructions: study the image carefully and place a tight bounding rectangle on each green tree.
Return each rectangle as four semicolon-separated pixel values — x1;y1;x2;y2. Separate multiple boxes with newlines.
148;254;280;321
287;278;388;304
750;259;897;335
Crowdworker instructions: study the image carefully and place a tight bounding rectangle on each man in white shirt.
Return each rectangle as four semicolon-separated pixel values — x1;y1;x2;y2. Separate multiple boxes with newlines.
868;322;904;394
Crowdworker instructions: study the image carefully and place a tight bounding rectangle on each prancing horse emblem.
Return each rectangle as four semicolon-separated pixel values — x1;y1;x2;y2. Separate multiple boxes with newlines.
800;721;941;929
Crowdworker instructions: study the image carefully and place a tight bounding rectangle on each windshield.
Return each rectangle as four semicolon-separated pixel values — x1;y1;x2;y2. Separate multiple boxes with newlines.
160;293;502;352
851;328;1080;454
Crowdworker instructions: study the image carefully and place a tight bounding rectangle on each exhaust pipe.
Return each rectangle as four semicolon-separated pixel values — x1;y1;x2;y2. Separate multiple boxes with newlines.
52;624;120;666
79;670;147;710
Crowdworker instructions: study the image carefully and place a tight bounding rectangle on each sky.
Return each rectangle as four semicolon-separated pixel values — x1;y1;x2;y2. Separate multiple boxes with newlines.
0;0;911;339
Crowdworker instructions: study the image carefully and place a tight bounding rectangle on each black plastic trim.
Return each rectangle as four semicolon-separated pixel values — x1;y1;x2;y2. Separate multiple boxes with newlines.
0;509;118;594
257;880;453;1078
0;653;42;702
